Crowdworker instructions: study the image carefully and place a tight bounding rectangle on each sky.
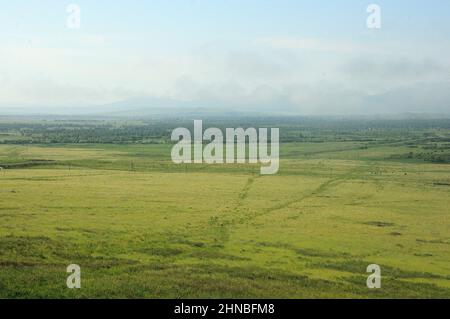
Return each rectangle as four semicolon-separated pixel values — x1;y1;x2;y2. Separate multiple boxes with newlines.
0;0;449;115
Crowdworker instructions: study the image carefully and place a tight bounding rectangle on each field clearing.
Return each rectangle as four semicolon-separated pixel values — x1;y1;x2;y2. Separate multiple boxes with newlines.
0;140;449;298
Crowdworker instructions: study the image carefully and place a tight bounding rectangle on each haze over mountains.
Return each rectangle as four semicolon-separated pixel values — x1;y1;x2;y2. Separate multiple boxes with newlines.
1;2;450;118
1;89;449;119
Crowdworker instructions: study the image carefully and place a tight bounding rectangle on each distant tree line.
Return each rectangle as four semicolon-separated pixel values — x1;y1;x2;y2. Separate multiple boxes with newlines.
0;117;449;146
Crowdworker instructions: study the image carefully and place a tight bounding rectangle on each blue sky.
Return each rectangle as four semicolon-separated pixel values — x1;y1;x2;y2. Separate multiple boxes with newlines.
0;0;449;114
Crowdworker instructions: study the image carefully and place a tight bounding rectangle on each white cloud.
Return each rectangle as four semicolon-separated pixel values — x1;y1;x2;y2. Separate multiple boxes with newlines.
0;33;449;115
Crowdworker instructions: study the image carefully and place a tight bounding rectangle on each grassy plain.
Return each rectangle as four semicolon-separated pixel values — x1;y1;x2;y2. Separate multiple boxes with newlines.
0;123;449;298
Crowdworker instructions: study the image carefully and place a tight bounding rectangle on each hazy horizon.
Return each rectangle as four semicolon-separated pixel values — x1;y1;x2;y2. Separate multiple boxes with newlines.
1;0;450;115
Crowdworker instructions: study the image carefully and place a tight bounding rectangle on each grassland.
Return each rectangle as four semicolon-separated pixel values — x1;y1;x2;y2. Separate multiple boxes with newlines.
0;119;449;298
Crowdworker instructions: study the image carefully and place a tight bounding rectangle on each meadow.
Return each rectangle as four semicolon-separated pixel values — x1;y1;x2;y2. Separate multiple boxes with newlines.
0;117;449;298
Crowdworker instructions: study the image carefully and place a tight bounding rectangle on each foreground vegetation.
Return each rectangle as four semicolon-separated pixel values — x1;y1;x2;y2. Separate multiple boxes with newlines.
0;117;449;298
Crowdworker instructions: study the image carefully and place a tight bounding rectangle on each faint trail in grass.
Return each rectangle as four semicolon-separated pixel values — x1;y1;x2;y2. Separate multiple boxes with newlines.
265;166;368;215
233;166;369;226
206;174;259;246
204;170;352;247
238;175;256;200
265;177;342;213
191;166;366;248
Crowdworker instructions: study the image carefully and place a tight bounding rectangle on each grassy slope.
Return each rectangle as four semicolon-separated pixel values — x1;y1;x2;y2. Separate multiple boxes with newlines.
0;142;449;298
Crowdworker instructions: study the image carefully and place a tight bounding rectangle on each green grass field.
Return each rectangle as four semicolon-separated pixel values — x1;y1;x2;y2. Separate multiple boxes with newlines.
0;136;449;298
